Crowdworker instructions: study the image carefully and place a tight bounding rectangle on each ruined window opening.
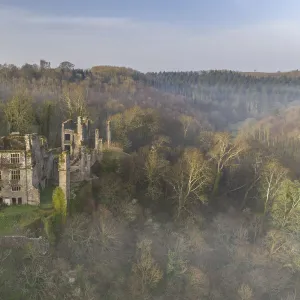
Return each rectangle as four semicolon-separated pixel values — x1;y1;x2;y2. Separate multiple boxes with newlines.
18;197;22;205
65;133;71;141
65;145;71;152
11;170;21;181
0;198;3;204
11;186;21;192
0;171;1;180
12;197;16;205
10;153;20;164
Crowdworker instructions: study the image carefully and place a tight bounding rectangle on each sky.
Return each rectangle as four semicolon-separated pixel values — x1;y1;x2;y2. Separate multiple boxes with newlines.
1;0;300;72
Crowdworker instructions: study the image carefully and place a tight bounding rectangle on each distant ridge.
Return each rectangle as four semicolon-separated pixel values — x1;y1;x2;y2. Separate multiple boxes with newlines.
242;70;300;78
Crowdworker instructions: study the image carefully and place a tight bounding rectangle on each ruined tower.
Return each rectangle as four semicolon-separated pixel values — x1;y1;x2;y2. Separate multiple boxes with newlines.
94;129;103;162
77;116;91;147
79;146;92;181
95;129;100;152
61;119;76;157
24;134;40;205
61;121;65;152
61;117;91;159
77;116;83;145
106;120;111;149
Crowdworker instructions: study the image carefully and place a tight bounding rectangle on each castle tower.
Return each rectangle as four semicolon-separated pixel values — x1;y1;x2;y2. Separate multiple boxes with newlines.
24;134;31;151
83;117;91;146
95;129;99;151
58;151;70;202
77;116;83;145
106;120;111;149
61;119;76;157
61;122;65;151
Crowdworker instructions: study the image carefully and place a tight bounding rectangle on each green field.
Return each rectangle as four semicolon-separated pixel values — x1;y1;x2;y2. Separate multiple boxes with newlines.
0;205;52;235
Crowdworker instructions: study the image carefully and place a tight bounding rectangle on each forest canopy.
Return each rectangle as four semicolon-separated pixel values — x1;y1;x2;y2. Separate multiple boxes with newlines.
1;61;300;300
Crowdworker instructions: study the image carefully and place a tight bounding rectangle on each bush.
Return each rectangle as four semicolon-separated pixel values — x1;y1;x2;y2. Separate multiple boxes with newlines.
131;239;163;296
52;187;67;218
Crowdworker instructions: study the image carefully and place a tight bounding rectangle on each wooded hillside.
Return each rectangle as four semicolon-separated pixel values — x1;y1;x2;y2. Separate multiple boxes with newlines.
1;61;300;300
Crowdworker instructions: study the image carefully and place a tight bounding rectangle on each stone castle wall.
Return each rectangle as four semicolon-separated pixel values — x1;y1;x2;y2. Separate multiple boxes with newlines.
0;134;55;206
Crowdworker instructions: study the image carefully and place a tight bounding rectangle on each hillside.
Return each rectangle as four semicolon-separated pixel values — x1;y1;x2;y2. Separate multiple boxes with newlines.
2;64;300;135
1;62;300;300
253;105;300;138
145;70;300;129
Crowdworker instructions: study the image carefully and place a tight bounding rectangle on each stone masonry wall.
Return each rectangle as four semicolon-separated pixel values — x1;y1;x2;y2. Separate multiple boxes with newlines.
0;134;55;206
0;150;29;205
28;134;53;205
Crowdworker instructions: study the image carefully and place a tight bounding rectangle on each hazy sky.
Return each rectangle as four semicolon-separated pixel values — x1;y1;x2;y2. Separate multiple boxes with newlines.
1;0;300;72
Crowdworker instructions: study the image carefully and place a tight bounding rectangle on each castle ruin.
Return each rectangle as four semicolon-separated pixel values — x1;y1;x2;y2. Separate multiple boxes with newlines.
0;116;108;206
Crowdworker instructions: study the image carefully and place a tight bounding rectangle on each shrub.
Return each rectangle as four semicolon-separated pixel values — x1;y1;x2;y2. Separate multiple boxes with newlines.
52;187;67;219
131;239;163;295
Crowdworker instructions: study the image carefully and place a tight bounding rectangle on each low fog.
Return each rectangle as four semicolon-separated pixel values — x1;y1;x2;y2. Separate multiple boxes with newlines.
1;64;300;299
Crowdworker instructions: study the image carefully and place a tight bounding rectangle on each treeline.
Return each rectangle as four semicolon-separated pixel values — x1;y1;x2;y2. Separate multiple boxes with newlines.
2;62;300;132
144;70;300;128
0;62;210;146
2;104;300;299
71;107;300;299
0;61;141;89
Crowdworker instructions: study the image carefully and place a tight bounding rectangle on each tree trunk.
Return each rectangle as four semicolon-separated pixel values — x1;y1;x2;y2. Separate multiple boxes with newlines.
212;171;222;196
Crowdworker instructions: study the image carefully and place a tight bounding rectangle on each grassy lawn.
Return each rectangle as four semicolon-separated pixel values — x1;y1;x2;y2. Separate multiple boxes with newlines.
0;205;52;236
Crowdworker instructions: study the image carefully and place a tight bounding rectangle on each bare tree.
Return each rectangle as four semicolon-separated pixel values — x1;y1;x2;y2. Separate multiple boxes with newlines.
131;239;163;296
237;283;253;300
3;89;34;133
208;132;248;195
259;158;288;216
145;146;169;201
61;83;88;119
272;179;300;232
179;114;194;139
166;148;213;218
